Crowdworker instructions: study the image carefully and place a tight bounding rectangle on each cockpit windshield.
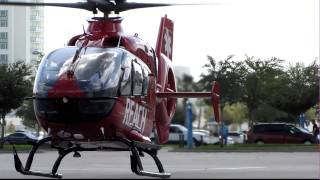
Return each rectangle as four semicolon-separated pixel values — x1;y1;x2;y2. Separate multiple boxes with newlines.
34;47;123;97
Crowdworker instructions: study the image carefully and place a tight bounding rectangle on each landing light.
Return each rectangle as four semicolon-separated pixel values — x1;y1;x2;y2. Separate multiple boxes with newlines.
62;97;68;103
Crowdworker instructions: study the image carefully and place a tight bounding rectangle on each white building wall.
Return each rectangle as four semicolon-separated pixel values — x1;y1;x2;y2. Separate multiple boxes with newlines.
0;6;10;64
13;6;28;63
0;1;44;65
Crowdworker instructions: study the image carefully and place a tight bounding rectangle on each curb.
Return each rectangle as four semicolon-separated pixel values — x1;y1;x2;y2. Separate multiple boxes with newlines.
169;148;319;153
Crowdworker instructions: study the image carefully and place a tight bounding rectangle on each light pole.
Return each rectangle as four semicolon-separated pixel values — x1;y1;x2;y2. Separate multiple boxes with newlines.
186;101;193;149
317;57;320;123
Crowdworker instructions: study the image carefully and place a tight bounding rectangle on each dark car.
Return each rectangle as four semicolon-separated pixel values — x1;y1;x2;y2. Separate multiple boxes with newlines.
247;123;314;144
3;131;39;144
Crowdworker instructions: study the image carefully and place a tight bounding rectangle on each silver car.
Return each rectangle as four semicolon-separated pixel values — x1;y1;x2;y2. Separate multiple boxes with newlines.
228;131;246;144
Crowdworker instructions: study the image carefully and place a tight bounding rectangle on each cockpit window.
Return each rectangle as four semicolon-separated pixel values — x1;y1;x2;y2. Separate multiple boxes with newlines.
34;47;78;95
34;47;123;97
72;50;121;97
35;47;151;98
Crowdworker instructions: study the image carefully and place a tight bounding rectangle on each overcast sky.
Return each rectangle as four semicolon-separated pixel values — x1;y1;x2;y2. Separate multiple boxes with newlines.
43;0;319;80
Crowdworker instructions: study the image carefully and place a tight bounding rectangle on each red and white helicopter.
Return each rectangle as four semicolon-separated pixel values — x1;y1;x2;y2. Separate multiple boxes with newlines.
0;0;221;178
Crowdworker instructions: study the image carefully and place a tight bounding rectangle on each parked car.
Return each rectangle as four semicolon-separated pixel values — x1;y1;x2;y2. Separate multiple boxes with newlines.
193;129;234;145
165;124;211;146
228;131;246;144
3;131;39;144
247;123;314;144
193;129;219;145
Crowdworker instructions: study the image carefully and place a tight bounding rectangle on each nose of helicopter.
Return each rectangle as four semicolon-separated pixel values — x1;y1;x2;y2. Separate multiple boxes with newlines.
47;73;86;98
34;71;116;124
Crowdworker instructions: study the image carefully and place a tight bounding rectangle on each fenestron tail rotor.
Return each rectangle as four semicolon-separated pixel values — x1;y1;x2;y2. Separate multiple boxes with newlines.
0;0;214;15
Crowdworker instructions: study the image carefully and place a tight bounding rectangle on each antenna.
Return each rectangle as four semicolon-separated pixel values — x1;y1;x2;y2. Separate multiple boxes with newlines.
82;24;86;35
117;35;122;48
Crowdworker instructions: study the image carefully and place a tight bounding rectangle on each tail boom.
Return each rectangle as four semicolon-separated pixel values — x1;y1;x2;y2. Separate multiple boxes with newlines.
156;82;221;123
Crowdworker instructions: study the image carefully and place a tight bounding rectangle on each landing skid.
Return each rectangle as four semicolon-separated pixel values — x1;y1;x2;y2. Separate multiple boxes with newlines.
11;136;171;179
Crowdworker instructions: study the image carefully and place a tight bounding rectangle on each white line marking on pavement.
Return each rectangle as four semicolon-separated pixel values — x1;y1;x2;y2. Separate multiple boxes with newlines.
174;166;266;172
209;166;266;170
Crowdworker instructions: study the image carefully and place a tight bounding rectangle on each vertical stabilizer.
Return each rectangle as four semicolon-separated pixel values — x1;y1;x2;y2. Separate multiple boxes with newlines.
155;15;174;61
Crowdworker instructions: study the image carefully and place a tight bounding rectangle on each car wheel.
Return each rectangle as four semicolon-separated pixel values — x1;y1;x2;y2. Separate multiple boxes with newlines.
256;140;264;145
303;140;312;145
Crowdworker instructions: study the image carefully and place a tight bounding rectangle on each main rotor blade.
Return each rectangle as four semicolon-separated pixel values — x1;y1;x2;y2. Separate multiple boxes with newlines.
0;1;98;12
116;2;218;13
0;1;218;14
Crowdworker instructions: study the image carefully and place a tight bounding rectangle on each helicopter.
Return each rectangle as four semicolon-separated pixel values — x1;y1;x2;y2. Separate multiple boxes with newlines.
0;0;221;178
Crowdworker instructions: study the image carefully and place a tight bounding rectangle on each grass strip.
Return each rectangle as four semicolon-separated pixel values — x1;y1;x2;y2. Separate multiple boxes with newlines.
0;144;33;152
169;144;320;152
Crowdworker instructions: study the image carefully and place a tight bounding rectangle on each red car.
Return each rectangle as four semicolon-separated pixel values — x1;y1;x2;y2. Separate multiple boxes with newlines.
246;123;314;144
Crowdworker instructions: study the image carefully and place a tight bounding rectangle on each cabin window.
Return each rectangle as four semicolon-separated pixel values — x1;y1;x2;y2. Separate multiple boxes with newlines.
119;53;151;97
132;61;143;96
120;55;132;96
142;66;150;96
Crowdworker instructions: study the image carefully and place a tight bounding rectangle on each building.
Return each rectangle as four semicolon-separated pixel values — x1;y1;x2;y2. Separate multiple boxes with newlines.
0;0;44;66
0;1;44;132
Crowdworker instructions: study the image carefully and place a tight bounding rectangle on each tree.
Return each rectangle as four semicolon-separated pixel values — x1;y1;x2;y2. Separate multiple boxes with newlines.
16;75;38;133
223;102;248;129
265;61;318;121
6;121;16;134
251;103;291;123
0;61;32;148
197;54;317;128
198;55;247;147
16;100;38;129
305;107;316;124
198;55;247;115
242;56;284;126
16;53;43;134
201;55;246;108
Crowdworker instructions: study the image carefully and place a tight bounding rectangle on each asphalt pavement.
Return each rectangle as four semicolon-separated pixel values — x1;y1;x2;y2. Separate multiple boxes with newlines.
0;147;319;179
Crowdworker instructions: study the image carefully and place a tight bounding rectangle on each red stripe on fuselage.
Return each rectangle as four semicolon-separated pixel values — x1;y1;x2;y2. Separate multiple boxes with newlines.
47;74;86;98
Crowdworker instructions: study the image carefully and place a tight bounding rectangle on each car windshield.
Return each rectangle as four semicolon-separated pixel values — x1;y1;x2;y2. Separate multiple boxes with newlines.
194;129;210;135
176;125;188;132
296;127;311;134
